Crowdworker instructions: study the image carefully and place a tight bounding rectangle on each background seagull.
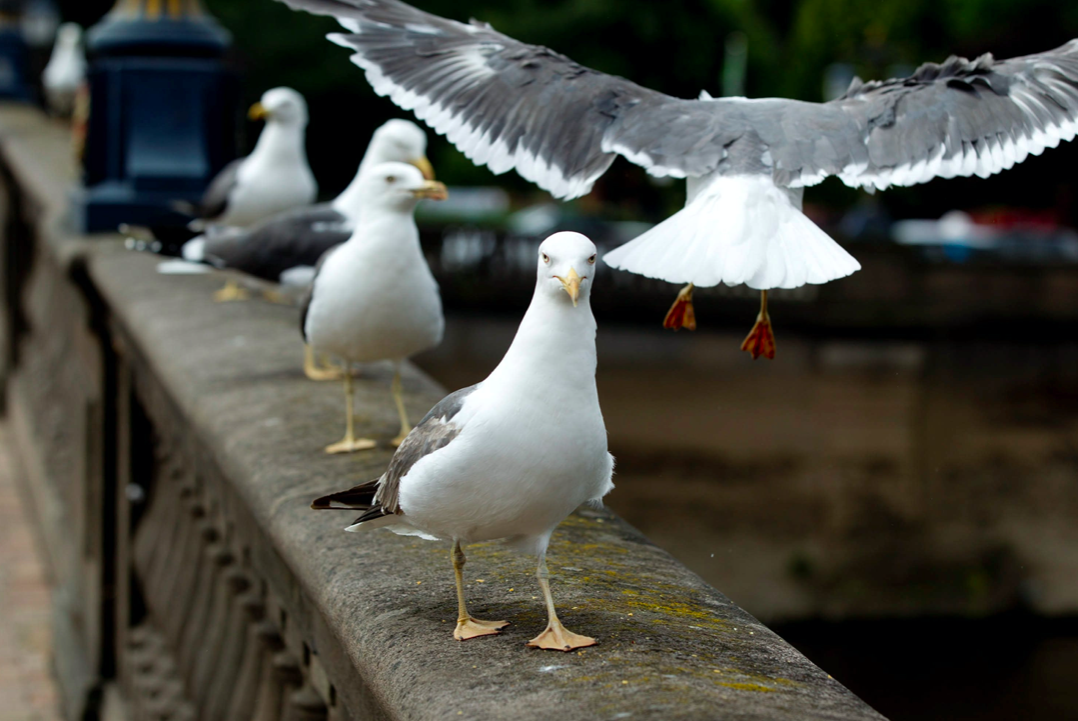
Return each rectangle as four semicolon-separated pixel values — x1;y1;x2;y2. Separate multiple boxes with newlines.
312;231;614;652
275;0;1078;358
179;87;318;233
302;162;447;453
161;119;432;314
42;23;86;118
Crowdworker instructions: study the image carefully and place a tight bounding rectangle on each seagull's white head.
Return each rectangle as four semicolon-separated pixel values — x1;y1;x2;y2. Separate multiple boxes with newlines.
359;162;448;214
55;23;82;49
249;87;308;127
536;232;597;308
367;119;433;179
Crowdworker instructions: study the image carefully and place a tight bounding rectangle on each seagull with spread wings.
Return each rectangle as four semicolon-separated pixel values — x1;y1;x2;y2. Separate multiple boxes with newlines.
275;0;1078;358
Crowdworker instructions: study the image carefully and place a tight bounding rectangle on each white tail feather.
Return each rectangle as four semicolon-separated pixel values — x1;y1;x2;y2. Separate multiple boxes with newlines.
156;259;213;275
603;175;861;289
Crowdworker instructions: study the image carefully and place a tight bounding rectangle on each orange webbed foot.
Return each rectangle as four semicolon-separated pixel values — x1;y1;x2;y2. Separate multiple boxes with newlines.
741;290;776;360
663;283;697;331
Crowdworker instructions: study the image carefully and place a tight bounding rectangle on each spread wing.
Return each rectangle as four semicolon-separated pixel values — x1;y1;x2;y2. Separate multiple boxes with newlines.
275;0;724;199
277;0;1078;195
310;384;477;524
767;42;1078;189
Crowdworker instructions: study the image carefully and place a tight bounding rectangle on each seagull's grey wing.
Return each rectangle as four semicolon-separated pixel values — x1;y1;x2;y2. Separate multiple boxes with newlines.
310;384;477;523
275;0;726;198
756;41;1078;189
195;158;245;220
299;243;344;343
373;384;477;514
203;204;352;281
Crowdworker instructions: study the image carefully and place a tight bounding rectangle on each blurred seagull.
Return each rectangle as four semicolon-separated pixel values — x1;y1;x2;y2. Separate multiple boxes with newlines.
276;0;1078;359
42;23;86;117
312;231;613;651
302;162;447;453
175;86;318;300
185;87;317;231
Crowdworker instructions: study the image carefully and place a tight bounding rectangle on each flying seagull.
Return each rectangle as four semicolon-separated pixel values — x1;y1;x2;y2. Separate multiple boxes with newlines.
275;0;1078;358
302;161;447;453
313;231;614;651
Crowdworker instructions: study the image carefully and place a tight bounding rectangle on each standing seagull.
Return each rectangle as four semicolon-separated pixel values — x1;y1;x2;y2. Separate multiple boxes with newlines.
179;86;319;300
42;23;86;117
166;120;431;318
302;162;447;453
182;87;318;232
313;231;614;651
275;0;1078;358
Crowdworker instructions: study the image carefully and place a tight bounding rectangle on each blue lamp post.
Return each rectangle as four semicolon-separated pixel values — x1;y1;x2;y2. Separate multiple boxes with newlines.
0;0;32;100
76;0;238;234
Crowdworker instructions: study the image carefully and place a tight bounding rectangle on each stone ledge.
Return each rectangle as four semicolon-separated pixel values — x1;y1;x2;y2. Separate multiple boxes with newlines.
2;102;887;720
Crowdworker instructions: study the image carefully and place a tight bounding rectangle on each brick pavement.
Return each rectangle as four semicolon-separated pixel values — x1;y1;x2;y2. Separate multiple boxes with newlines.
0;424;62;721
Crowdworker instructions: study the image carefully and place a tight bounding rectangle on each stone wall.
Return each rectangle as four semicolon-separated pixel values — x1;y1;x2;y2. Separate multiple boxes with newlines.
0;103;885;720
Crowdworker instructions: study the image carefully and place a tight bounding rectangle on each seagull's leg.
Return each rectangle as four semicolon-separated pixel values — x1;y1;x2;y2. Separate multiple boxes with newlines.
390;362;411;447
740;289;776;360
213;279;251;302
325;369;377;454
526;553;596;652
452;541;509;641
663;283;697;331
303;345;345;381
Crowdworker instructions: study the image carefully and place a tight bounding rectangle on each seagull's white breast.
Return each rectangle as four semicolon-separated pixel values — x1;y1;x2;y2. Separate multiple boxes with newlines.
305;229;444;363
395;349;614;550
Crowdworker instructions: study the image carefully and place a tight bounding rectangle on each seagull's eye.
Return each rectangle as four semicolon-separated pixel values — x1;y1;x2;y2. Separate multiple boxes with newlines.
541;253;550;264
588;254;596;265
385;175;396;184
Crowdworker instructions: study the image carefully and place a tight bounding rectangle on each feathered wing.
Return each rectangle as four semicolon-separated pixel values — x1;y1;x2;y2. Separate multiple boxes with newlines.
274;0;727;199
277;0;1078;197
309;385;477;528
199;204;352;282
191;159;244;221
770;40;1078;190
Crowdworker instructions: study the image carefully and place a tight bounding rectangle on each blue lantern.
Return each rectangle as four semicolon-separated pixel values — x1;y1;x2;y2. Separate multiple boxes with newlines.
0;0;32;100
76;0;238;234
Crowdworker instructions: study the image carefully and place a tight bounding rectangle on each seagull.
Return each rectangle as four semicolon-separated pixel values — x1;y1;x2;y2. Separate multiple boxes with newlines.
302;161;447;453
312;231;614;651
175;86;318;300
42;23;86;117
163;118;432;325
275;0;1078;359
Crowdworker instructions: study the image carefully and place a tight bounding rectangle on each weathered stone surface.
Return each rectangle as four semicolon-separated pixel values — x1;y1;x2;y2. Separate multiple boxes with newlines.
1;102;886;721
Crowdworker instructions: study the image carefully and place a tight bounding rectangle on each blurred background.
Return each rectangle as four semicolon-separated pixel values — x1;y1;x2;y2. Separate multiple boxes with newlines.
34;0;1078;718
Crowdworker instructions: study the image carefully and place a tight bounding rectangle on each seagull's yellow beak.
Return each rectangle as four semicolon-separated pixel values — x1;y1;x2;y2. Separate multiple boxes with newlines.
410;156;435;180
248;102;270;121
556;267;582;307
410;180;448;201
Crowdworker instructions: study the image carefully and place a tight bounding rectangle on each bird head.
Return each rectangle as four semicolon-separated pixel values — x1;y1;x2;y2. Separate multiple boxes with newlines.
55;23;82;49
360;162;448;213
249;87;309;127
368;119;434;179
536;232;597;308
